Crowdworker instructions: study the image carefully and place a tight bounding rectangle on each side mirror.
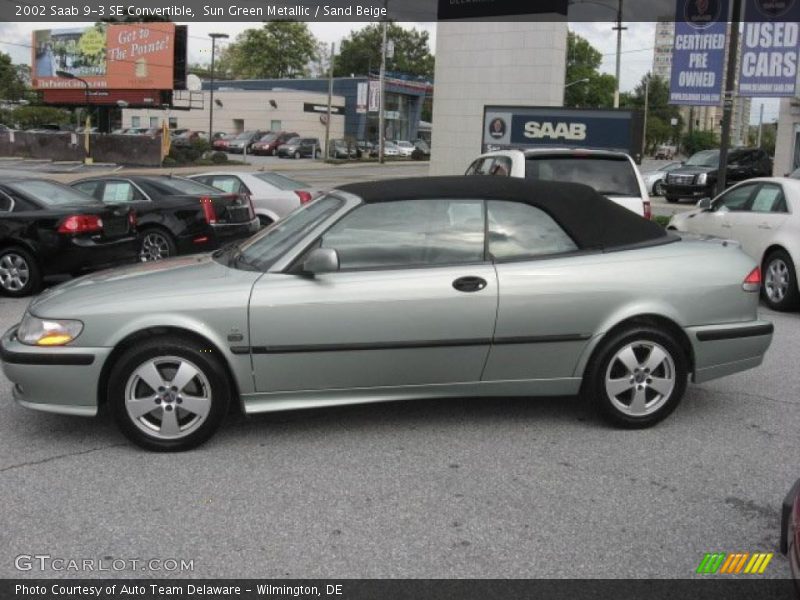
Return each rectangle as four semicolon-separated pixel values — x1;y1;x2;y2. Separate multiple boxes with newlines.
303;248;339;275
696;197;712;210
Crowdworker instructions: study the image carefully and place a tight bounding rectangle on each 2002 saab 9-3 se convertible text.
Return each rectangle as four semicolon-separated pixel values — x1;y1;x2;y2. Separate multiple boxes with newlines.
1;178;774;451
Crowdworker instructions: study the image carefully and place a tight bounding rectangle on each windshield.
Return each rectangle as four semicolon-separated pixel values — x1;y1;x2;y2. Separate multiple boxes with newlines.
254;172;308;190
8;180;100;207
285;137;301;145
524;156;640;196
229;195;344;271
235;132;255;140
685;150;719;167
258;134;277;143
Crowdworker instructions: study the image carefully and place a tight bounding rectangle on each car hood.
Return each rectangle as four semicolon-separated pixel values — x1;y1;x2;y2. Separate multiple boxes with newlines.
670;166;716;176
29;254;262;319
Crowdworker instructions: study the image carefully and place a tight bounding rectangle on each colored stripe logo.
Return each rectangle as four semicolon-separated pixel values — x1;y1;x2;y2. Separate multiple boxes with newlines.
696;552;773;574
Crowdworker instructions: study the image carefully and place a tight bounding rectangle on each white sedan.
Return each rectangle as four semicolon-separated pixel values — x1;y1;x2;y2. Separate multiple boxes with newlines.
668;177;800;311
189;171;323;228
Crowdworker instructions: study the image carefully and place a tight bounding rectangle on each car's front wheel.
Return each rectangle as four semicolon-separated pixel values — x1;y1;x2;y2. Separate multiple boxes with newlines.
653;180;665;196
666;196;679;203
108;336;231;451
763;249;800;311
583;326;687;428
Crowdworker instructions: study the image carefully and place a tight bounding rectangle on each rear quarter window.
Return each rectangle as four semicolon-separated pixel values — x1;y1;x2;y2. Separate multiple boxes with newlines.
525;156;640;197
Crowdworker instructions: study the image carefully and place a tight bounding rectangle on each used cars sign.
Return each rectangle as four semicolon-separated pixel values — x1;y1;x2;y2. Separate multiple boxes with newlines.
482;106;644;159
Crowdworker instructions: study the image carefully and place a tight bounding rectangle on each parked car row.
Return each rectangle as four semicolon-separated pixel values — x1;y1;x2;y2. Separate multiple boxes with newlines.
0;172;334;295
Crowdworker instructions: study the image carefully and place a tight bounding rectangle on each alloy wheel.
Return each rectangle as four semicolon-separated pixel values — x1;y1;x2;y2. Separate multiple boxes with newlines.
0;253;30;292
124;356;212;440
765;258;790;304
605;341;676;417
140;232;171;262
654;180;664;196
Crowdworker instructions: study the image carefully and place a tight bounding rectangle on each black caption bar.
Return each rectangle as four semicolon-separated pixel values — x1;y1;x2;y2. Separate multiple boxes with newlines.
3;579;798;600
4;0;794;22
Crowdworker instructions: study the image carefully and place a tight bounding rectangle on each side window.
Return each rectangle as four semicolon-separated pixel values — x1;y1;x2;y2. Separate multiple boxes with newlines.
488;201;578;260
0;192;13;212
321;199;485;270
714;184;757;212
489;156;512;177
750;184;786;213
11;196;36;212
102;181;143;204
209;176;244;194
72;181;100;199
465;158;493;176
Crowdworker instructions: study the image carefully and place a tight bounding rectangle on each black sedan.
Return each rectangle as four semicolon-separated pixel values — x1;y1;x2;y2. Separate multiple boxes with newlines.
71;176;260;262
0;178;138;296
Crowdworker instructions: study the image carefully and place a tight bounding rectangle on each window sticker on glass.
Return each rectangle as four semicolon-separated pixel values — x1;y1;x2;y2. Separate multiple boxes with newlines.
212;178;237;193
103;182;134;204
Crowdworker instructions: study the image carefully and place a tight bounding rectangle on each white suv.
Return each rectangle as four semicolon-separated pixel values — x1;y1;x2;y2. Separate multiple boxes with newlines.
466;149;651;219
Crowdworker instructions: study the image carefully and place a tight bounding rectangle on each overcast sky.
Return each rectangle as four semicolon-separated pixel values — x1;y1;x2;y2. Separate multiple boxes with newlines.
0;21;779;124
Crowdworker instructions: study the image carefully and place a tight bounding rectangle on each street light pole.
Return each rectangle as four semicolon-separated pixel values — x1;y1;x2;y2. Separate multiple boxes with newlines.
208;33;229;139
325;42;335;161
642;73;650;159
56;70;90;162
379;21;387;164
715;0;743;197
612;0;626;108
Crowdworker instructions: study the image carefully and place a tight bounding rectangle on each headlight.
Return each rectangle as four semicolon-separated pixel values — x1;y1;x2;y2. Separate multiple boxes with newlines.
696;173;707;185
17;313;83;346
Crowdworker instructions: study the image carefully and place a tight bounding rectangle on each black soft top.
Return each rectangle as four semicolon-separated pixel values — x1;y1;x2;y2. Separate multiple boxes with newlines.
338;177;667;251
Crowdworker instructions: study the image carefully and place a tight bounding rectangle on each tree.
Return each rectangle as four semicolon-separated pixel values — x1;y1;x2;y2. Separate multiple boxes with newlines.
681;130;718;155
0;52;29;102
623;73;683;153
334;23;434;79
564;32;617;108
222;22;318;79
9;106;71;129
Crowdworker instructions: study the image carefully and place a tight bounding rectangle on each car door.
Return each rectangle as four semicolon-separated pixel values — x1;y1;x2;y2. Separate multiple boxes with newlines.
684;183;758;238
726;182;789;261
481;201;591;384
247;198;497;392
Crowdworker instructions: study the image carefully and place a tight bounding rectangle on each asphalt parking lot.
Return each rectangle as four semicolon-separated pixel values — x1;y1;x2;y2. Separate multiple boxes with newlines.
0;290;797;579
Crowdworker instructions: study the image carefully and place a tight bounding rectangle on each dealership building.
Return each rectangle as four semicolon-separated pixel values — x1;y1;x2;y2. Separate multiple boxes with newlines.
775;98;800;177
123;75;431;143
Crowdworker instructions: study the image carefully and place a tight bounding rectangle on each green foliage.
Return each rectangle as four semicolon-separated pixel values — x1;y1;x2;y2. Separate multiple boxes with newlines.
334;23;434;79
10;105;71;129
168;138;211;165
747;123;777;157
653;215;671;228
211;151;228;164
564;32;617;108
681;130;718;156
0;52;29;103
220;22;318;79
622;74;683;154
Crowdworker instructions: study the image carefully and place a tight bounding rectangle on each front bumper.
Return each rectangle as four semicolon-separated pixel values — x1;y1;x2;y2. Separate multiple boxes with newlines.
664;183;715;200
1;325;109;416
688;320;773;383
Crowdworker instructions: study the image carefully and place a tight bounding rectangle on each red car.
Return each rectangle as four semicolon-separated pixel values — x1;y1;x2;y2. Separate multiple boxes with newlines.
212;134;233;152
252;131;298;156
782;478;800;590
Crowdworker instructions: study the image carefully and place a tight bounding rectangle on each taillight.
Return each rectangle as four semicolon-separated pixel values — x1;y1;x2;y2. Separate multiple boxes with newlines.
742;266;761;292
200;196;217;224
58;215;103;234
643;199;652;220
295;190;313;205
128;210;137;229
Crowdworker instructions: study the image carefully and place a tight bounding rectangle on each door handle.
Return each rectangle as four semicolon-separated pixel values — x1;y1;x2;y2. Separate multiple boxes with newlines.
452;276;487;293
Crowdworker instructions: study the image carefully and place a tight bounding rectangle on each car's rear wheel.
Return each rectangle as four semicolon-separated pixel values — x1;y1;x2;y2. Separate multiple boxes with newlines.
666;196;678;203
0;247;42;297
763;250;800;311
108;336;231;451
584;326;687;428
654;180;665;196
139;229;176;262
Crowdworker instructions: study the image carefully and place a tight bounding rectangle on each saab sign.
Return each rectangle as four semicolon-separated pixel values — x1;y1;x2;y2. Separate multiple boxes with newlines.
483;106;644;158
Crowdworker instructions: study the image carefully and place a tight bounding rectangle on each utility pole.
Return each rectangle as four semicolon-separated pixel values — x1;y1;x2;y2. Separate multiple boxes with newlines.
642;73;650;160
756;102;764;148
379;21;387;164
612;0;626;108
208;33;229;139
324;42;334;161
715;0;742;198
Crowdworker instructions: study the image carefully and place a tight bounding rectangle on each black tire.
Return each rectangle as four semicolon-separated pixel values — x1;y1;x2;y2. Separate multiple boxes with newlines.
654;180;665;196
0;246;42;297
139;228;177;262
582;325;688;428
762;249;800;311
108;336;232;451
666;196;679;204
257;215;274;229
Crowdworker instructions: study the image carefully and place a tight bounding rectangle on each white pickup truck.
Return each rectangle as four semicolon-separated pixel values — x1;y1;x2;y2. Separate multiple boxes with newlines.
466;148;652;219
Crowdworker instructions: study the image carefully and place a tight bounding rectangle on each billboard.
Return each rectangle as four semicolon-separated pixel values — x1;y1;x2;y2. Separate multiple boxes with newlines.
668;0;729;106
32;23;182;91
739;0;800;96
482;106;644;158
